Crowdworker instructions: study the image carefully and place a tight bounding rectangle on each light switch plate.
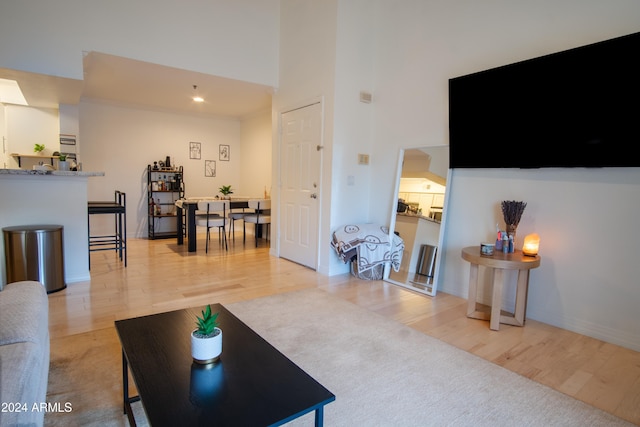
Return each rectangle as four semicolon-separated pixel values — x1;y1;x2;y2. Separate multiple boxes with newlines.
358;154;370;165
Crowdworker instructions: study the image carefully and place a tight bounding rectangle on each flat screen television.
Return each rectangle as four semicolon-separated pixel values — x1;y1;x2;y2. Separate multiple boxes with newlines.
449;31;640;169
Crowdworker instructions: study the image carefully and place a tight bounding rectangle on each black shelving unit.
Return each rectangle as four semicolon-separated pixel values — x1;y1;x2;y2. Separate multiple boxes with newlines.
147;165;185;239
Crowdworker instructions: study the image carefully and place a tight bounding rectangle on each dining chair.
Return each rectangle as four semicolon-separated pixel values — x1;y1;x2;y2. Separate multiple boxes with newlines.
196;200;229;252
228;209;247;241
243;199;271;247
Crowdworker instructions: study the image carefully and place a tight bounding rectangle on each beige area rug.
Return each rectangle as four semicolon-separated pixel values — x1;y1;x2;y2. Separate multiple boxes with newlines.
46;289;633;426
45;327;147;427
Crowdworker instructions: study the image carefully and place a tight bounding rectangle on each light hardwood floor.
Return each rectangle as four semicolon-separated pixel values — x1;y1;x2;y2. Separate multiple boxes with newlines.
48;234;640;425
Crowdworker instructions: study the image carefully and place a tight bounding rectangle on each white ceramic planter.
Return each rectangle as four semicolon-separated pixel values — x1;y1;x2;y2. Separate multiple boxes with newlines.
191;327;222;364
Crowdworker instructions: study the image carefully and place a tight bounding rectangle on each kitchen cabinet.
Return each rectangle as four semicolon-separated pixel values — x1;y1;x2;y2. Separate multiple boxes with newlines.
399;191;445;217
147;164;184;239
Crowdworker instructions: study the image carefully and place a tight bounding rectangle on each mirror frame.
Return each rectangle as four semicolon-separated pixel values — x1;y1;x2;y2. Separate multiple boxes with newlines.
383;145;452;296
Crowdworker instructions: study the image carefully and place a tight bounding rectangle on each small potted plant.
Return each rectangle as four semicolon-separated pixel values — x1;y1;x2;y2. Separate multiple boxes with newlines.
34;143;45;154
218;185;233;199
191;305;222;364
57;153;69;171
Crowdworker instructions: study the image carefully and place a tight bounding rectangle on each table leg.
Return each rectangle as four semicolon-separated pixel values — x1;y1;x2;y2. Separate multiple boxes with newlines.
122;350;140;427
122;350;127;414
315;406;324;427
466;263;479;317
514;269;530;326
176;205;184;245
187;205;197;252
490;268;504;331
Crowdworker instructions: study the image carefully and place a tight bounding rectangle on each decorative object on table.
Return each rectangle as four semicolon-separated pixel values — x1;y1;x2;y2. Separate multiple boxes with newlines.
190;142;201;160
219;144;230;161
480;242;495;256
165;156;171;169
57;154;69;171
191;305;222;364
205;160;216;177
34;143;45;154
218;185;233;199
522;233;540;256
501;200;527;252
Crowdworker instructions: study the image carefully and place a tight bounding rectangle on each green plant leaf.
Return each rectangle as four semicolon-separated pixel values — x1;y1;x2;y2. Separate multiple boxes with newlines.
218;185;233;195
195;304;220;336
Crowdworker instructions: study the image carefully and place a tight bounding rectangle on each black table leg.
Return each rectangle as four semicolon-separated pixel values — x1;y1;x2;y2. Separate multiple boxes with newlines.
187;205;196;252
176;205;184;246
122;350;140;427
122;350;127;414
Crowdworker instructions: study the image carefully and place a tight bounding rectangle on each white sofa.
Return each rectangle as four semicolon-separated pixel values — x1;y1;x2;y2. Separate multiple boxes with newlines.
0;281;50;427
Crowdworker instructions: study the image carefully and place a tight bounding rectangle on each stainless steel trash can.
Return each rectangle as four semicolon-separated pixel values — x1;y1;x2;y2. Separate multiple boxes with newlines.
3;224;66;293
416;244;437;279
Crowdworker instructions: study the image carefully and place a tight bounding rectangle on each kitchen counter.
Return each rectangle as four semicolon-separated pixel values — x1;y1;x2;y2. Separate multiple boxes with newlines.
0;168;105;287
397;211;441;224
0;168;104;177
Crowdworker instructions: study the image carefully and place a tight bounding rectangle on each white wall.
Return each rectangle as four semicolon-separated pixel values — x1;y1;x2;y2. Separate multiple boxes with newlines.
332;1;376;225
0;0;280;86
240;110;272;198
275;0;341;273
0;105;6;169
80;100;252;238
4;106;59;169
365;0;640;351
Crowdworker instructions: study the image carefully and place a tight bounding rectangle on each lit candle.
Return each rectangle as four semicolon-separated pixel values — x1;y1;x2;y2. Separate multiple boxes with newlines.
522;233;540;256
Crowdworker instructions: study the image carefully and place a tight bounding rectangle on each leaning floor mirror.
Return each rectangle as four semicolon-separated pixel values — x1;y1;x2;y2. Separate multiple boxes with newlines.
384;146;451;296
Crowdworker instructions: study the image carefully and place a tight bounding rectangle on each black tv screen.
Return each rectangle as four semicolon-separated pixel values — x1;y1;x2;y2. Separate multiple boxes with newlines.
449;31;640;169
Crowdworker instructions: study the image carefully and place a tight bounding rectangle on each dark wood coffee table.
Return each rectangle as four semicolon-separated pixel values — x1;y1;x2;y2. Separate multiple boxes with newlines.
115;304;335;426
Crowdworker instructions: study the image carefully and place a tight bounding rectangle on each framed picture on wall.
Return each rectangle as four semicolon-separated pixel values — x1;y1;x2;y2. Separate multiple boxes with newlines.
190;142;201;160
205;160;216;177
219;144;230;161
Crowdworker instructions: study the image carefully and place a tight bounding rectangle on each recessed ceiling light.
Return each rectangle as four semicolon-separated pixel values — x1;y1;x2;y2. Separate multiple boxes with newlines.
192;85;204;103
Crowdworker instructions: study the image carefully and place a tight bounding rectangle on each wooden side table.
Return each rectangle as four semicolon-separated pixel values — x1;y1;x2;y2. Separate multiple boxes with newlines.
461;246;540;330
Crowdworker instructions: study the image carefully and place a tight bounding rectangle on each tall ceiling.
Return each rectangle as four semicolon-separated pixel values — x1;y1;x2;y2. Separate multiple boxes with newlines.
0;52;274;118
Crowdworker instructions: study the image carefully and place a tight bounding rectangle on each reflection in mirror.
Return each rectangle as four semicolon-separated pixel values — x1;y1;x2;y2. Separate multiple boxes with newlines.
384;146;450;296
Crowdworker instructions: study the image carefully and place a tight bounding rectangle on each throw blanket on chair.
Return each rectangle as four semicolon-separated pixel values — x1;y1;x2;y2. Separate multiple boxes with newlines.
331;223;404;275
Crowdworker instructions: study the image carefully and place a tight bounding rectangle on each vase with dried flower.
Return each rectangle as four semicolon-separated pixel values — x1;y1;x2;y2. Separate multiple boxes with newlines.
501;200;527;251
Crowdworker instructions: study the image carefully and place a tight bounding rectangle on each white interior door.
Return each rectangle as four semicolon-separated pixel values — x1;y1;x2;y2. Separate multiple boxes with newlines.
279;103;322;269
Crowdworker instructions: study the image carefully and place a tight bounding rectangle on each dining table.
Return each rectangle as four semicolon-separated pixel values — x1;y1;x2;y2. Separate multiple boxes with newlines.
175;198;251;252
